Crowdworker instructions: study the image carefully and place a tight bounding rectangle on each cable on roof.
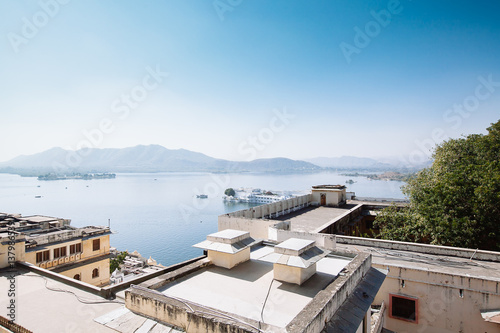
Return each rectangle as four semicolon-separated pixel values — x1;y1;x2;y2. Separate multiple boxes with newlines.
24;274;125;305
259;278;275;331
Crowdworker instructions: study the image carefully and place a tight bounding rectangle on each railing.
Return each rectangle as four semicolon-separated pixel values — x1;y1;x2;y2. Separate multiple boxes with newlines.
222;194;312;220
0;315;33;333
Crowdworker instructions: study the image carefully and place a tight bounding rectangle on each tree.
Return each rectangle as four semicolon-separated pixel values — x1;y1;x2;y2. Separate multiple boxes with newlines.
224;188;235;197
375;120;500;251
110;251;128;273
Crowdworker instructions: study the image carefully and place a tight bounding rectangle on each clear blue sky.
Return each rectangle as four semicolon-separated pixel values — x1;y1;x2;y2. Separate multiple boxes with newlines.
1;0;499;164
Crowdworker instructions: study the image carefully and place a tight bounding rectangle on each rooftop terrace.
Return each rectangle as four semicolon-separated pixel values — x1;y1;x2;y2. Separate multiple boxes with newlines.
132;244;356;331
270;205;357;233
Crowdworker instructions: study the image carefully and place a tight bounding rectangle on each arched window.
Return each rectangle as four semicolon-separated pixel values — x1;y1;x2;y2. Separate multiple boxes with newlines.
92;268;99;278
73;274;80;281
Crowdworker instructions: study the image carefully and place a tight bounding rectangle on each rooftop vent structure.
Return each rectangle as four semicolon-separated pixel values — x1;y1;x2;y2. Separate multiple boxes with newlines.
193;229;257;269
271;238;329;285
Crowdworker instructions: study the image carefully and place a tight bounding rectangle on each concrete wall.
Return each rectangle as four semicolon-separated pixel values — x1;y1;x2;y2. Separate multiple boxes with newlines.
126;285;260;333
0;235;25;269
336;235;500;262
311;189;346;207
271;229;336;251
286;252;372;333
373;264;500;333
273;263;316;285
218;217;281;240
221;194;312;220
208;248;250;269
26;228;81;246
56;256;110;286
314;204;364;235
218;195;312;240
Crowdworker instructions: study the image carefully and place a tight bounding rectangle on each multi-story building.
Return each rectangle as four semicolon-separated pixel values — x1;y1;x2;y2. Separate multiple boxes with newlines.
0;213;111;286
216;185;500;332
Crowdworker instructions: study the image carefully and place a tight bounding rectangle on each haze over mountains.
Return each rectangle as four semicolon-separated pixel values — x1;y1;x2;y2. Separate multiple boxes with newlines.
0;145;424;175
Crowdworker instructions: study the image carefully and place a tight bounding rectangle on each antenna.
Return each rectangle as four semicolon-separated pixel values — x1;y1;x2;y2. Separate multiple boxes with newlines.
108;218;110;228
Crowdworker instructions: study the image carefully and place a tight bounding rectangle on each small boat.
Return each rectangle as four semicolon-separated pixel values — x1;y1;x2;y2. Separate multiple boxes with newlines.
196;194;208;199
35;195;42;198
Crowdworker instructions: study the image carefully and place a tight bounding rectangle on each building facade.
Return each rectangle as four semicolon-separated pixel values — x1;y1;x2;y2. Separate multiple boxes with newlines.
0;213;111;286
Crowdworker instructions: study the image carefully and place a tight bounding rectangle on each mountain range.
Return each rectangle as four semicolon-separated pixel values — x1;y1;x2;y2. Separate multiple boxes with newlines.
0;145;426;175
0;145;319;175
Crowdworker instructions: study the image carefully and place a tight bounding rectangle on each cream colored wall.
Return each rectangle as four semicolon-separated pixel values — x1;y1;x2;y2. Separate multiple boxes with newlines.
311;189;346;206
24;234;110;286
25;239;84;267
373;264;500;333
273;263;316;285
81;235;110;259
208;248;250;269
218;216;278;239
58;257;110;286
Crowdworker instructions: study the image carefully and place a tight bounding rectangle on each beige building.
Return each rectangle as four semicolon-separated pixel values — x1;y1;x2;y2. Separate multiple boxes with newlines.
215;185;500;332
0;213;111;286
3;185;500;332
311;184;346;206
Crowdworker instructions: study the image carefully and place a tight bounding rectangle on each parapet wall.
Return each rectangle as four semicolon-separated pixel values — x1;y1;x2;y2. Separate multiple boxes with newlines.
286;252;372;333
126;285;263;333
313;204;364;234
218;194;312;239
222;194;312;220
336;235;500;262
268;224;336;251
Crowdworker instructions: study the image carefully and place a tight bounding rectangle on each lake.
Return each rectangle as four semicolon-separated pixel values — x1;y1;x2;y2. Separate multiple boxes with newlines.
0;171;405;266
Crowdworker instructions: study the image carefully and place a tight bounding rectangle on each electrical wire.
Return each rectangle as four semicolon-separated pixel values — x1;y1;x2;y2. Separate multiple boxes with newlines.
259;278;275;331
24;274;125;305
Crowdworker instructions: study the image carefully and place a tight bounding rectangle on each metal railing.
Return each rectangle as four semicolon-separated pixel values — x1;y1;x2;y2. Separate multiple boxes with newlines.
0;315;33;333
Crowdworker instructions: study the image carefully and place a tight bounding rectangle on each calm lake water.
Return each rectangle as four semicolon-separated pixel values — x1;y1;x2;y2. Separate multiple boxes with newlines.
0;171;405;266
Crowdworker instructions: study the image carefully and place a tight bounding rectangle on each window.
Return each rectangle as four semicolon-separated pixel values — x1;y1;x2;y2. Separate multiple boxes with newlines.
92;268;99;278
53;246;67;258
93;239;100;251
43;250;50;261
36;252;43;263
390;294;418;323
74;274;80;281
70;243;82;254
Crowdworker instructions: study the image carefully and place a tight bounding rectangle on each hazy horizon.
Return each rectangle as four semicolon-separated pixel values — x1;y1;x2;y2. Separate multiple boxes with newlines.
2;1;499;165
0;143;428;166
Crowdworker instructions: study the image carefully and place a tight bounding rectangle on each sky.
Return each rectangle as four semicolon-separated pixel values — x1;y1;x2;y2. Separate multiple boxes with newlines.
1;0;499;165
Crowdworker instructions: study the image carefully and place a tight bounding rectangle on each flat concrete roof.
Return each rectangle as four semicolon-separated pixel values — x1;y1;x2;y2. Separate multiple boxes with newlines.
271;205;356;233
275;238;314;255
18;215;63;223
0;268;121;333
336;242;500;281
157;246;351;328
207;229;249;243
0;267;178;333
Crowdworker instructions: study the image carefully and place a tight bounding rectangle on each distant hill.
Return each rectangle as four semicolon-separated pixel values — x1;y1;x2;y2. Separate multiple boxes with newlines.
0;145;320;175
304;156;394;170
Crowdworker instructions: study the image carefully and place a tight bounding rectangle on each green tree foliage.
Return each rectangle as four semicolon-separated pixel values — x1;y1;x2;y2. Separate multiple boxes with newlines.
375;120;500;250
224;188;236;197
110;251;128;273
